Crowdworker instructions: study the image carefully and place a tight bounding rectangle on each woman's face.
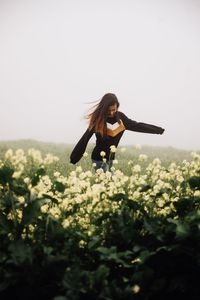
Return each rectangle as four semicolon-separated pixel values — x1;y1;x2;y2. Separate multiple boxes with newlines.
107;104;118;117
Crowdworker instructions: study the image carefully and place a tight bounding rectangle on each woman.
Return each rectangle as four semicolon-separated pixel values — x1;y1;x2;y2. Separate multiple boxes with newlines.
70;93;165;171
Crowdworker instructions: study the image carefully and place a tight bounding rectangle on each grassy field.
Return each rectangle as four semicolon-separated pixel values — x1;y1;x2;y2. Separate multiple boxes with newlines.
0;139;197;176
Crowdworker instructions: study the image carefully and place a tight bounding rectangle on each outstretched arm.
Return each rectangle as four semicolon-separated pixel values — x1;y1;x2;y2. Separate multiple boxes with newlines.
119;112;165;134
70;128;93;164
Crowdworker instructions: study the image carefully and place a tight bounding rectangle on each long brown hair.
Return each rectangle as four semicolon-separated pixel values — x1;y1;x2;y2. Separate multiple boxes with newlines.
86;93;120;137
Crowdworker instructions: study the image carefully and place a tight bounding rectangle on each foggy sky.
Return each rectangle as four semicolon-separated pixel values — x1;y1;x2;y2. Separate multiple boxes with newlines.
0;0;200;150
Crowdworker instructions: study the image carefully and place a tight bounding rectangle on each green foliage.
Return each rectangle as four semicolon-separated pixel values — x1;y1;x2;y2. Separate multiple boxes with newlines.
0;164;14;184
0;142;200;299
188;176;200;190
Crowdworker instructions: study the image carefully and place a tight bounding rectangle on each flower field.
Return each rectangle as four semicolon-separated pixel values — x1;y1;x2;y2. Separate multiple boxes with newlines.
0;145;200;300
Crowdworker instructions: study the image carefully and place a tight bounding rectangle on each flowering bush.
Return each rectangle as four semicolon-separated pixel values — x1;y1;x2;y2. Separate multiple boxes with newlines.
0;148;200;299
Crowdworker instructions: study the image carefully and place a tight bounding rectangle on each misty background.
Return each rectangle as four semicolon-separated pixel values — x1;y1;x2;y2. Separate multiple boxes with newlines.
0;0;200;150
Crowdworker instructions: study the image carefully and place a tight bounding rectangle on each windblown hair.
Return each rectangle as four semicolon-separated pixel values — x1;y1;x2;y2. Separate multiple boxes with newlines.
86;93;120;137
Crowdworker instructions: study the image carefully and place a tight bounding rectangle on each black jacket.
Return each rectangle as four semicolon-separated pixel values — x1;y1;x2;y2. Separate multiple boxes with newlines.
70;111;164;164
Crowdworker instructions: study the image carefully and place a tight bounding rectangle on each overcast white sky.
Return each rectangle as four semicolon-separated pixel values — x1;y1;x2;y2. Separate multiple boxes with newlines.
0;0;200;150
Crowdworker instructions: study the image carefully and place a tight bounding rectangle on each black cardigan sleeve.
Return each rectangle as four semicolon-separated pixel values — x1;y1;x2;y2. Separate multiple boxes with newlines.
70;128;94;164
119;112;165;134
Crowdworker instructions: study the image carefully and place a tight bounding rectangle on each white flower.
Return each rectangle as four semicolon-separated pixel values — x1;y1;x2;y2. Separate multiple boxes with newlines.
194;191;200;196
110;145;117;153
85;171;93;177
153;158;161;165
176;175;184;183
15;149;25;157
169;162;176;169
110;166;116;172
83;152;88;157
62;219;70;228
76;166;82;173
191;152;200;160
44;153;59;164
49;207;61;219
132;284;140;294
28;148;43;164
100;151;106;157
12;171;22;179
18;196;25;204
132;165;141;173
70;171;76;176
132;191;140;198
158;199;165;208
54;171;60;177
79;240;86;248
79;172;86;180
139;154;148;161
5;149;13;159
41;204;49;213
163;193;169;201
24;177;30;184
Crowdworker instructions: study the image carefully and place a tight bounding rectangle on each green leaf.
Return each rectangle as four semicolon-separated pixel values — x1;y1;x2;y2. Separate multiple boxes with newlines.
88;236;102;249
176;222;190;239
95;264;110;282
31;167;46;186
110;193;129;201
126;200;141;210
21;200;42;225
0;211;13;233
54;181;65;193
174;197;193;216
9;181;29;196
188;176;200;190
139;250;152;262
0;165;14;185
42;193;59;204
140;184;151;192
8;240;33;265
